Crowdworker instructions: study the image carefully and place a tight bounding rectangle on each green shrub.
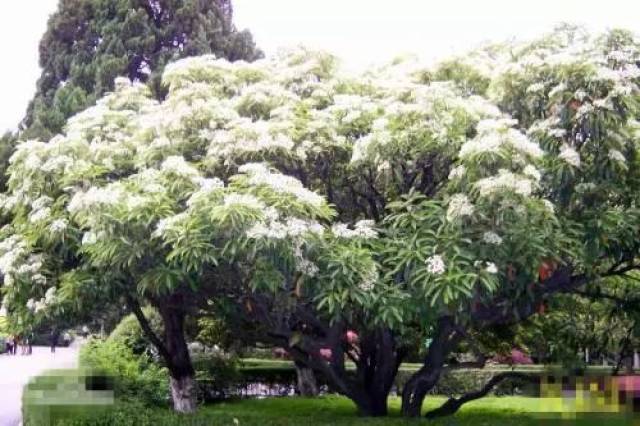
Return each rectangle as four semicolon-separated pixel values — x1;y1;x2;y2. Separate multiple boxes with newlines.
108;307;163;357
79;338;169;406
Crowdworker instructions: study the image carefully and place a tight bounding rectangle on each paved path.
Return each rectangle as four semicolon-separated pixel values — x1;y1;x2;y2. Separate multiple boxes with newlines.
0;345;79;426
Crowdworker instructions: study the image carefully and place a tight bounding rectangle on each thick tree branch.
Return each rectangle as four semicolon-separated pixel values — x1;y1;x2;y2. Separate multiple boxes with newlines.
124;292;174;369
424;372;538;419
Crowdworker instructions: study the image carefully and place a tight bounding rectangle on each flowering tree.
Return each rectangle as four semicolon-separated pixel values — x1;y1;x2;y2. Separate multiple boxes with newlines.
392;25;640;417
1;26;639;418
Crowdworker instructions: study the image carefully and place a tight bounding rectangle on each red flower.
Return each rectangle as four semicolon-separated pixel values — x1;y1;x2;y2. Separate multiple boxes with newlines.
345;330;359;344
319;348;332;360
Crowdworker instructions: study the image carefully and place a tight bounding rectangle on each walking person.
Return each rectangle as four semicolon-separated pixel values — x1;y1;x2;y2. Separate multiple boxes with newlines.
27;330;33;355
50;329;59;353
21;333;30;355
4;335;13;355
12;335;19;355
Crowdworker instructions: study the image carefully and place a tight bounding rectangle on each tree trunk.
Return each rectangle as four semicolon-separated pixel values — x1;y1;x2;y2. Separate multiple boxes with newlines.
401;364;442;417
401;316;456;417
352;390;390;417
170;375;197;413
159;301;197;413
295;361;320;396
283;326;402;417
352;328;404;417
424;372;537;419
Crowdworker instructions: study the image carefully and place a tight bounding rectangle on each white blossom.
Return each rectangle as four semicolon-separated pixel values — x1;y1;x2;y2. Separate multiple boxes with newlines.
542;199;555;214
0;235;27;274
331;220;377;239
34;300;46;313
608;149;626;163
482;232;503;245
548;83;567;98
31;196;53;211
576;103;594;119
559;145;581;167
460;125;542;159
475;169;534;197
48;219;68;234
68;186;125;213
446;194;474;222
223;193;266;210
575;89;588;101
239;163;324;207
29;208;51;223
526;82;545;93
359;265;378;291
45;287;57;304
161;156;199;178
448;165;466;180
523;165;541;182
425;254;446;275
153;213;189;238
81;232;98;246
485;262;498;274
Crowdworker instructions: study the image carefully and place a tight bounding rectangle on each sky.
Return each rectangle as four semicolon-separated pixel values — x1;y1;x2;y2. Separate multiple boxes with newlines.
0;0;638;134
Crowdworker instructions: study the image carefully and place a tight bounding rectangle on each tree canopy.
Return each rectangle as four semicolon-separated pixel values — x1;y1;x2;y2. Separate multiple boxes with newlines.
1;25;639;417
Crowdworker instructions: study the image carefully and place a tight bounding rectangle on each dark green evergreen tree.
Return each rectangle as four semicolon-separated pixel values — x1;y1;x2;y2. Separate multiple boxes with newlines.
0;132;18;191
22;0;261;140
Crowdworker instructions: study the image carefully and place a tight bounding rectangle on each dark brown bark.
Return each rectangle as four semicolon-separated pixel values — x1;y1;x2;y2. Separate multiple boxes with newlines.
399;266;620;418
353;328;405;416
244;294;402;416
295;360;320;397
424;372;537;419
158;298;197;413
125;292;198;413
401;316;457;417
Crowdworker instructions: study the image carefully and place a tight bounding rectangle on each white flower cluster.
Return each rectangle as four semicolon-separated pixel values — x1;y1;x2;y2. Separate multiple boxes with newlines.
358;264;378;291
292;241;319;277
542;200;555;214
482;231;503;245
331;220;378;239
475;169;534;197
485;262;498;274
223;193;266;211
446;194;475;222
238;163;324;207
559;145;581;167
247;217;324;240
152;213;189;239
0;235;27;275
523;165;542;182
68;186;125;214
460;119;543;160
161;156;200;178
448;165;466;180
425;254;446;275
26;287;57;313
204;120;295;161
29;207;51;224
608;149;626;164
186;177;225;207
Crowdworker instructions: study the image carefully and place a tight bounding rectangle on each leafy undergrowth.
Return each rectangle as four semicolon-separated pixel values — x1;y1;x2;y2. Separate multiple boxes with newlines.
49;395;637;426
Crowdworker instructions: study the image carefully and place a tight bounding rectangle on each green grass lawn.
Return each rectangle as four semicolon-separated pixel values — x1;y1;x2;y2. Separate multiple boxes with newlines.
61;395;636;426
190;396;636;426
